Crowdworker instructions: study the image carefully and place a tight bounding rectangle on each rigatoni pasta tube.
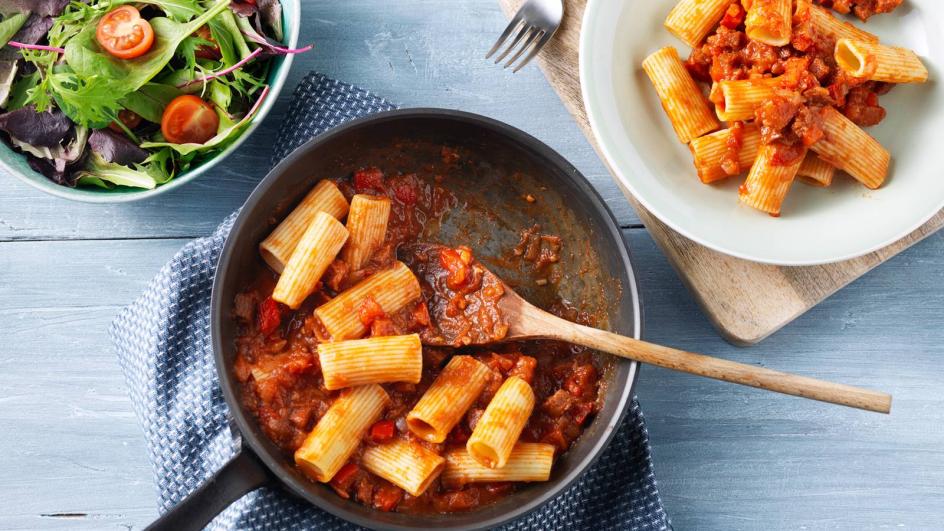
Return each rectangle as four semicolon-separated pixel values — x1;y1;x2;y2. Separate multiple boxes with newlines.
739;143;806;216
407;356;492;443
716;77;780;121
835;39;928;84
260;180;350;273
315;261;421;340
798;153;836;187
272;212;349;309
811;107;890;189
642;47;720;144
663;0;732;48
318;334;422;391
441;443;555;488
688;124;762;183
805;5;878;44
341;194;391;271
466;376;535;469
744;0;792;46
294;384;388;482
361;439;445;496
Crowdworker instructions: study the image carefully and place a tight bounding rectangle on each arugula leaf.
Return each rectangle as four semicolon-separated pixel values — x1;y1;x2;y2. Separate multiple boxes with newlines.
175;34;215;76
118;82;182;123
75;152;163;189
59;0;229;126
0;12;29;49
48;71;119;128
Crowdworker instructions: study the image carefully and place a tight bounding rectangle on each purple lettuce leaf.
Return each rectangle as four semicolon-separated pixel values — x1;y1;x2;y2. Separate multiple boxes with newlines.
0;105;72;146
87;129;148;166
0;0;68;17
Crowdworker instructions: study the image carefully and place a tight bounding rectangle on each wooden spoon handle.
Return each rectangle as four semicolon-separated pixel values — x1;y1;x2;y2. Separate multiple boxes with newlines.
559;323;891;414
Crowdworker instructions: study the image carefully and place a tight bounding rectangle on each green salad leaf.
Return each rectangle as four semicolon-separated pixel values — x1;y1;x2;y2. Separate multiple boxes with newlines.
59;0;229;127
119;82;183;123
75;152;169;189
0;12;28;49
127;0;201;22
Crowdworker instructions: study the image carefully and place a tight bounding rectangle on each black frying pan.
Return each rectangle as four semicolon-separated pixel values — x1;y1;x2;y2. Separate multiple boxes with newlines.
146;109;642;530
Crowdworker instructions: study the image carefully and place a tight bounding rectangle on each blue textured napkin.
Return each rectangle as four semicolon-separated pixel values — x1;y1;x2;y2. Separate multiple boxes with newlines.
110;72;672;530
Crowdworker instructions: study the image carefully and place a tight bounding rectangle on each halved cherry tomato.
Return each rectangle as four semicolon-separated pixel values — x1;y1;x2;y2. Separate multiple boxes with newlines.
161;95;220;144
96;6;154;60
194;25;221;60
108;109;143;134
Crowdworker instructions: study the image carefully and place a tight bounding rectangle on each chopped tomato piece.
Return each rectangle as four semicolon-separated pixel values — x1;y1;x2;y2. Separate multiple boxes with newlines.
370;318;397;337
394;182;418;205
439;248;469;290
330;463;360;499
564;364;597;397
257;297;283;336
108;109;142;133
354;167;384;193
194;25;221;60
441;490;477;511
720;4;745;29
357;296;385;326
372;484;403;512
368;419;396;443
161;95;219;145
96;6;154;59
572;401;594;425
412;302;431;327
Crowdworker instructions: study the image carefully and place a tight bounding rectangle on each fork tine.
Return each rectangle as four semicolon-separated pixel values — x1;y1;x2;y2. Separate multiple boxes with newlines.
486;13;524;59
511;30;553;73
494;24;534;64
504;29;544;70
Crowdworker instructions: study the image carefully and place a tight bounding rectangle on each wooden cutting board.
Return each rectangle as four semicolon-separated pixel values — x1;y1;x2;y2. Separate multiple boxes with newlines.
498;0;944;345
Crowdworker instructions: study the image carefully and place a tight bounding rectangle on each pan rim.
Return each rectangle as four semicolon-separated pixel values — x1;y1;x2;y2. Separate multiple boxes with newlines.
211;108;643;530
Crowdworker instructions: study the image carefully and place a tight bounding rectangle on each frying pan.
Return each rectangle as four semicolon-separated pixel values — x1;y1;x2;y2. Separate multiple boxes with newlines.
146;109;643;530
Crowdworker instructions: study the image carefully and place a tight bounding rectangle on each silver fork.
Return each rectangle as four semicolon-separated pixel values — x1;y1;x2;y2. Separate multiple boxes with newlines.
486;0;563;73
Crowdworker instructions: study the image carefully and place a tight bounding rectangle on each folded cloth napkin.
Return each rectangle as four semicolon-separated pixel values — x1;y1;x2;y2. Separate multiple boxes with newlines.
110;72;672;531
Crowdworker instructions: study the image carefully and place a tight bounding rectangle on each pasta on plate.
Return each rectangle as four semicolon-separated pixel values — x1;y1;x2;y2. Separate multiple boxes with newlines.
645;0;927;216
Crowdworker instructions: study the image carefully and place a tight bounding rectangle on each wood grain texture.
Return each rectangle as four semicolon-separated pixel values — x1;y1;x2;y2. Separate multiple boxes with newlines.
498;0;944;345
503;279;891;413
0;1;942;529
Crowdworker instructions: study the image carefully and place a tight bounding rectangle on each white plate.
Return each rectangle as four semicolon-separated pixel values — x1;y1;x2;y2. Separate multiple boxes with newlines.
580;0;944;265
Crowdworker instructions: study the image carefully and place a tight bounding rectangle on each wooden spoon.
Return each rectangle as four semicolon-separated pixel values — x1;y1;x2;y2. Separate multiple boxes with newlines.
401;243;892;414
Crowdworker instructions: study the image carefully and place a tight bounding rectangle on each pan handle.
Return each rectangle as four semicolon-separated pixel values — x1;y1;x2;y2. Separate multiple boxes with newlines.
145;448;272;531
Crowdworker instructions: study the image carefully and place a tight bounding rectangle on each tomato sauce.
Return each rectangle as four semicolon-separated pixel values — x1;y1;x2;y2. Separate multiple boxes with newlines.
232;158;606;514
685;5;894;165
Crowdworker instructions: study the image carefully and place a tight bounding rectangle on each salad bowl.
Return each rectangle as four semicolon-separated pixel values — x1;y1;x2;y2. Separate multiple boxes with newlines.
0;0;301;203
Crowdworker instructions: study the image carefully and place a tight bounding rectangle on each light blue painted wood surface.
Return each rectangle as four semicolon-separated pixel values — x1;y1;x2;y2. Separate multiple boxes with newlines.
0;2;941;529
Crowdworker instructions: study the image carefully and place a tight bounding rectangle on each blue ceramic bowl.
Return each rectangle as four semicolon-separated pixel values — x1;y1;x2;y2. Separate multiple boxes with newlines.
0;0;301;203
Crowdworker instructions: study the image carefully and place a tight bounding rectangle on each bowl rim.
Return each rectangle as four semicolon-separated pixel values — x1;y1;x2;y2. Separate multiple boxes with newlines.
212;108;644;530
0;0;301;204
578;0;944;266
